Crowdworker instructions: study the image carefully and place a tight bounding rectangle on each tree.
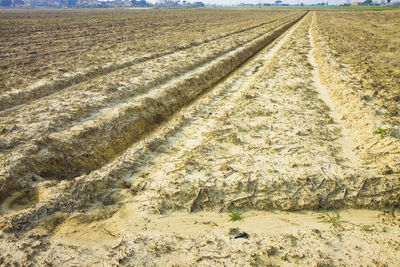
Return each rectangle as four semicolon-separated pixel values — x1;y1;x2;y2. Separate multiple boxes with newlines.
68;0;77;6
14;0;25;6
0;0;12;6
363;0;373;4
132;0;151;6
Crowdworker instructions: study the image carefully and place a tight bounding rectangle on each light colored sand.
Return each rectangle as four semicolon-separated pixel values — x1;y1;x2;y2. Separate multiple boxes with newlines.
4;209;398;266
1;11;399;266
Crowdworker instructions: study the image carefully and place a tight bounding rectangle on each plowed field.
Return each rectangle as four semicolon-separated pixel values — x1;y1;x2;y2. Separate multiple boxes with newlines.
0;9;399;266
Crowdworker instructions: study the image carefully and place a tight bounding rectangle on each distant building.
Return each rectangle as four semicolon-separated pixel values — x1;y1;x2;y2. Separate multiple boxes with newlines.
11;0;26;6
29;0;53;6
239;2;254;6
271;0;287;5
76;0;97;6
193;1;204;7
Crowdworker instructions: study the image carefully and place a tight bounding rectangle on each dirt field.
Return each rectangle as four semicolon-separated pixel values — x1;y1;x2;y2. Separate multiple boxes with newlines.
0;9;399;266
0;8;301;110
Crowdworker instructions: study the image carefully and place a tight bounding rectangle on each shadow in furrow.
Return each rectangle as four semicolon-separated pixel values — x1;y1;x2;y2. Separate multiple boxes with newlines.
0;14;307;203
0;14;300;113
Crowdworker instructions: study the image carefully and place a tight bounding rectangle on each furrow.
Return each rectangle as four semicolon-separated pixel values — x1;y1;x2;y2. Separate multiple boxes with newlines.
0;14;303;154
0;13;308;231
0;15;305;204
0;14;299;113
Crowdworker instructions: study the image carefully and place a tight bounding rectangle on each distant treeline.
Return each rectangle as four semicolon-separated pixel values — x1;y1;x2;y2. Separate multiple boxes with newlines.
0;0;207;8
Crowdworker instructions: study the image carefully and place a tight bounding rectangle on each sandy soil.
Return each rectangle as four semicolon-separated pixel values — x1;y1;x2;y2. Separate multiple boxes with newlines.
0;9;302;110
312;11;400;178
2;209;399;266
0;10;399;266
0;12;304;206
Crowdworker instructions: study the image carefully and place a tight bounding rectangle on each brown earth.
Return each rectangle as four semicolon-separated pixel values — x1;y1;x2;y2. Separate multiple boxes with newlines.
0;8;302;109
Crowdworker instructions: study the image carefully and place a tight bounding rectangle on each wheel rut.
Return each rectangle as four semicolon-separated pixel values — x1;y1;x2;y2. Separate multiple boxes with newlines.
308;12;361;169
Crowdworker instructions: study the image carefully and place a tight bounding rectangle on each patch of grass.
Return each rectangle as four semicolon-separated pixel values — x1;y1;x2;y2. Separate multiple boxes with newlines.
280;253;302;263
217;137;225;143
151;241;170;255
361;225;374;233
281;253;290;262
373;128;388;139
152;242;160;253
229;211;243;222
68;245;78;250
320;211;346;230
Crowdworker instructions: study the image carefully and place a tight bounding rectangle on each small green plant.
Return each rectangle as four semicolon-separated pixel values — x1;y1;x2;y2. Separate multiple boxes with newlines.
320;211;345;230
68;245;78;250
250;253;263;266
361;225;374;233
217;137;225;143
281;253;290;262
373;128;387;139
151;241;170;255
291;255;302;263
229;211;243;222
152;242;160;252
